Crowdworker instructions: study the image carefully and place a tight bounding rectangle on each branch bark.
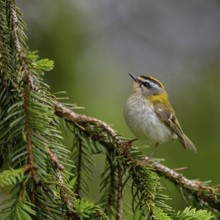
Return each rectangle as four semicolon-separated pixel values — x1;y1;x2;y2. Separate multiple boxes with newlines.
54;101;220;211
10;0;37;185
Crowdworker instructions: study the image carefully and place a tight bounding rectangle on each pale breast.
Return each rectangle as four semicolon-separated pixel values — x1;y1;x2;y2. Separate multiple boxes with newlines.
124;94;176;144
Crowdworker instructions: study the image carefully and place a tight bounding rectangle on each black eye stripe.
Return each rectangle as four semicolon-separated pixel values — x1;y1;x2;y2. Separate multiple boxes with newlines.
139;76;164;89
142;81;151;88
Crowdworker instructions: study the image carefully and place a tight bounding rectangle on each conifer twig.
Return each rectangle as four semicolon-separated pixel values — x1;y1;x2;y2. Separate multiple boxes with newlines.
145;158;218;194
146;158;220;211
47;148;78;219
54;102;122;146
116;163;124;220
47;148;64;171
75;138;83;197
54;102;220;211
10;0;37;185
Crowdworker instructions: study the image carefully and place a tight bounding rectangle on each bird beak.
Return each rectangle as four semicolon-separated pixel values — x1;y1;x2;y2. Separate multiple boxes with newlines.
128;73;138;82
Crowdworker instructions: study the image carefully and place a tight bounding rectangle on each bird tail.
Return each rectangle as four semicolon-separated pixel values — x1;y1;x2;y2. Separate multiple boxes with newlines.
178;133;197;153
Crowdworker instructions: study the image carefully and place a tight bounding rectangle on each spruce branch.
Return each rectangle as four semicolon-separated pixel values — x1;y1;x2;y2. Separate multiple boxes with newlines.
175;207;213;219
1;1;219;218
147;159;220;211
54;102;123;148
0;166;27;188
10;0;25;55
70;129;96;198
1;2;82;218
54;101;220;212
100;152;118;216
116;162;124;220
47;148;64;171
23;73;37;184
10;0;37;184
75;137;83;197
47;148;73;208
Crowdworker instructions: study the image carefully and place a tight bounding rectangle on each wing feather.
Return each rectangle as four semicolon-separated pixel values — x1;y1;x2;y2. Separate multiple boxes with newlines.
154;104;197;152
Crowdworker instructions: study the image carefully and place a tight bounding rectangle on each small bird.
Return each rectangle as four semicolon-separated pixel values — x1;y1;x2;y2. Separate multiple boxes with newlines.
124;73;197;153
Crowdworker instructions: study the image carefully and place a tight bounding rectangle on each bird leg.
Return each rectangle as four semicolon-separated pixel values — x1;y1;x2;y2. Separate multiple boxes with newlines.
148;142;159;158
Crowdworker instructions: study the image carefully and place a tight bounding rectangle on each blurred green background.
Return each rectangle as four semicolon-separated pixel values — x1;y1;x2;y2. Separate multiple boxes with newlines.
14;0;220;216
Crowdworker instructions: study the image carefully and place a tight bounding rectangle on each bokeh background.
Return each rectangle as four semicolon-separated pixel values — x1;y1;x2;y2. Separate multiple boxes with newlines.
15;0;220;216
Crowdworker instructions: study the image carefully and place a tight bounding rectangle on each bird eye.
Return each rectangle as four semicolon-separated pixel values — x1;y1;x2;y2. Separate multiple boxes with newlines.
142;81;151;88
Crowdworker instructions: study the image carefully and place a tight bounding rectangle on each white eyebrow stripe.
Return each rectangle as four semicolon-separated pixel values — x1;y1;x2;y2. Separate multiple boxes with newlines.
143;79;162;90
138;76;164;89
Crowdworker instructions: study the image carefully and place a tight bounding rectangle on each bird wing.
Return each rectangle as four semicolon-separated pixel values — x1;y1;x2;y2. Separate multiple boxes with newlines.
154;104;197;152
154;104;184;139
